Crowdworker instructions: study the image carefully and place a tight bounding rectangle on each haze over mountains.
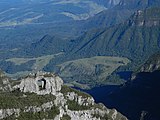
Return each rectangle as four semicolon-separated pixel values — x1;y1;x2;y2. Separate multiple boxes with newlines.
0;0;116;54
0;0;160;120
0;0;123;51
64;7;160;61
0;0;160;88
1;0;160;50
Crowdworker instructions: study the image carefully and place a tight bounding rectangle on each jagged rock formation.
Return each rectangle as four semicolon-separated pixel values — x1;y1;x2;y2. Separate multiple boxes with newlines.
0;108;20;119
13;71;63;95
0;71;12;92
138;53;160;72
128;7;160;27
0;71;127;120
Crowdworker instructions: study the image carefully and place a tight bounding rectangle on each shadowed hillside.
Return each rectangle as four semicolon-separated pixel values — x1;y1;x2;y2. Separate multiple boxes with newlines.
107;53;160;120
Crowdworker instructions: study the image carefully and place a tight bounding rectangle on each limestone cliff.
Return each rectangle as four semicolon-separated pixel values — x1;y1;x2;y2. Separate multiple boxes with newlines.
13;72;63;95
0;70;12;92
128;7;160;27
132;53;160;80
0;71;127;120
138;53;160;73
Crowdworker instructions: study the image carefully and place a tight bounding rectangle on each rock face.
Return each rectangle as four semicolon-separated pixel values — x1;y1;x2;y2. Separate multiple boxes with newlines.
0;71;127;120
128;8;160;27
0;108;20;119
66;92;95;106
14;71;63;95
138;53;160;73
107;0;121;7
0;71;12;92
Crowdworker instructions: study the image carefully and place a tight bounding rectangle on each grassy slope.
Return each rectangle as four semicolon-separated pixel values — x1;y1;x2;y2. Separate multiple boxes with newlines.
1;53;63;78
6;54;61;70
56;56;130;88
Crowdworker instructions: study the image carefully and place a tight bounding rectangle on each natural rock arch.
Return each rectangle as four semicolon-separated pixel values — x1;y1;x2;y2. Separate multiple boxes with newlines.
37;78;46;90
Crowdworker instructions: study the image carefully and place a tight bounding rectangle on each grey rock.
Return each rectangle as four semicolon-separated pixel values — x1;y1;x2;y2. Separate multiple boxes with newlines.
14;72;63;95
66;92;94;106
0;72;128;120
0;109;20;119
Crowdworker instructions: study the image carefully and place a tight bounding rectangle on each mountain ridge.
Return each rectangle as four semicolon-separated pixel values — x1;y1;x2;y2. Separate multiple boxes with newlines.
0;71;127;120
63;7;160;62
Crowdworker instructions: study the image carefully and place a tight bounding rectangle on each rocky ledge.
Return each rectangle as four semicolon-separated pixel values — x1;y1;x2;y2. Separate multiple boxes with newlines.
0;71;127;120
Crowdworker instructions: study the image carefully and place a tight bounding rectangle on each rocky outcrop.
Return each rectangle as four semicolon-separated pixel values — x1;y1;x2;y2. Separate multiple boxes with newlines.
24;101;54;113
0;108;20;119
128;8;160;27
54;106;126;120
139;53;160;73
0;101;54;119
66;92;95;106
0;78;12;92
0;71;127;120
13;71;63;95
132;53;160;80
0;71;12;92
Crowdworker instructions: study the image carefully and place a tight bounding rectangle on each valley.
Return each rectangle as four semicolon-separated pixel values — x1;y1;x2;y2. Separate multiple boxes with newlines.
1;1;160;89
0;0;160;120
84;53;160;120
4;53;63;78
0;0;114;50
2;55;130;89
57;56;130;88
0;0;160;88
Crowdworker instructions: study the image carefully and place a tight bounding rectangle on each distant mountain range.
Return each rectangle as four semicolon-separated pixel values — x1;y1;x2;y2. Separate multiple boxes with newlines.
0;0;122;51
43;7;160;72
1;0;160;50
0;0;123;27
1;0;160;88
1;1;160;120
